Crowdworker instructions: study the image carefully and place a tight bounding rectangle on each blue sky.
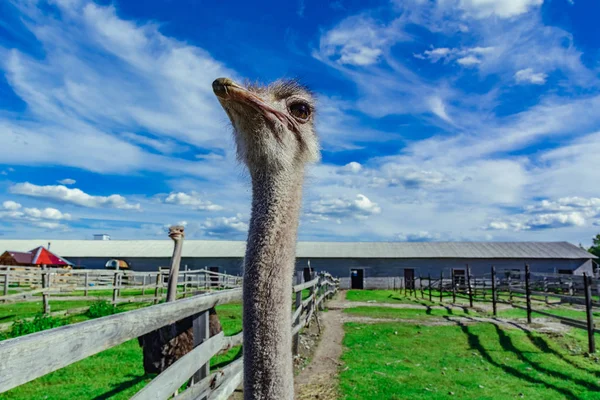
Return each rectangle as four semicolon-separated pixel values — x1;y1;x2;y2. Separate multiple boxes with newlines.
0;0;599;246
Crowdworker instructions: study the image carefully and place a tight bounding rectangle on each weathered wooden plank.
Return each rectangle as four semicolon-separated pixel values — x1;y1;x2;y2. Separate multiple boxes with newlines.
0;288;242;393
291;302;304;323
301;293;315;309
208;368;243;400
218;332;243;355
173;358;243;400
192;311;210;388
131;332;225;400
292;277;319;293
3;267;9;297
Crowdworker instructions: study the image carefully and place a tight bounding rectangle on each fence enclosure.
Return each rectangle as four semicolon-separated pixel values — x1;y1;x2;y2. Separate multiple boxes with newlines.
0;266;243;310
399;266;598;354
0;271;339;399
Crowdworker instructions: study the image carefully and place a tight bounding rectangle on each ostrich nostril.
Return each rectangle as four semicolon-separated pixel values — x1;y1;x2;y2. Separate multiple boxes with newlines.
213;78;235;98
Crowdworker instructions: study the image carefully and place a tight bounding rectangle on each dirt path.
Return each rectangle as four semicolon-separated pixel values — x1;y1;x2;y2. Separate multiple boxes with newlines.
294;308;345;399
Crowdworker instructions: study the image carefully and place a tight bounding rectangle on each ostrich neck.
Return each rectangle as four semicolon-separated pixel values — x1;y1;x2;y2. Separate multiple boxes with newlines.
166;238;183;303
243;168;305;400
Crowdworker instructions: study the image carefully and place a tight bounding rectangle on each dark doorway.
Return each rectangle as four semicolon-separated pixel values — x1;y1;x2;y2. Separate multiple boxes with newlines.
404;269;415;290
350;269;364;289
303;267;313;282
453;269;466;287
209;266;219;287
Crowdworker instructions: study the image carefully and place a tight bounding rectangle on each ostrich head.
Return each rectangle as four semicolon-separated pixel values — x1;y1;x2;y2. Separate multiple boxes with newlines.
212;77;320;173
168;225;185;241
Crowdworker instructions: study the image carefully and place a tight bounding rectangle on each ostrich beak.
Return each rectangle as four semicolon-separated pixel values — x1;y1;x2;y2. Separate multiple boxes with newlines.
212;77;299;133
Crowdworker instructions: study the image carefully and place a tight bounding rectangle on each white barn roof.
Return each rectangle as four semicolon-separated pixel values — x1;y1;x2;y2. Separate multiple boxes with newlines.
0;240;595;260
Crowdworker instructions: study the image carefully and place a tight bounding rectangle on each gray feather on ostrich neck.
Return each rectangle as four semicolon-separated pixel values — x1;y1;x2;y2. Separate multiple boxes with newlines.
212;77;320;400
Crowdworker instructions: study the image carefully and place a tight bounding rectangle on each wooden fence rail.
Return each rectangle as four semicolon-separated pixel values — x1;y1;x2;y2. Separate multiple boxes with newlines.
0;271;339;399
395;266;597;354
0;267;243;313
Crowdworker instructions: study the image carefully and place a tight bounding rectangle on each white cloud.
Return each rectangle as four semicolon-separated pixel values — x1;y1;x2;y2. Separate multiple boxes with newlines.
9;182;140;210
195;153;225;161
428;96;452;122
0;0;238;179
414;46;495;67
486;196;599;231
200;214;248;237
58;178;76;185
450;0;544;19
316;15;407;66
456;55;481;66
397;231;441;242
375;165;447;189
0;200;71;230
308;194;381;222
2;201;21;211
121;132;187;154
514;68;547;84
339;162;363;174
163;192;223;211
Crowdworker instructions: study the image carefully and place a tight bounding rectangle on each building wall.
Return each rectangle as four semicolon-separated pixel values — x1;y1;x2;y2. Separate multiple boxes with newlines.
70;255;592;290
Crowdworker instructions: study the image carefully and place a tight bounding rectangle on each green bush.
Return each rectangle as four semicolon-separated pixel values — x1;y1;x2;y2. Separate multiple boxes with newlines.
10;314;66;337
86;300;116;318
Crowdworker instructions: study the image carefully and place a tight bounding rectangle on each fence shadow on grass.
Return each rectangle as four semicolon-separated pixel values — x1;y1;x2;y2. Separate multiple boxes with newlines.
92;373;153;400
525;330;600;379
446;317;580;400
491;324;600;392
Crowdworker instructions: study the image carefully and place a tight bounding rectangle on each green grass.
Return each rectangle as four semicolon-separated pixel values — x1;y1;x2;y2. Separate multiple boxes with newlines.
344;306;477;319
346;290;439;305
494;307;600;321
339;321;600;400
0;303;243;400
0;300;99;323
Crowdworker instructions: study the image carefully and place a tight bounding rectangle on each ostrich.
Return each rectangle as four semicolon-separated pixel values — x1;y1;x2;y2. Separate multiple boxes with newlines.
212;77;320;399
139;225;222;374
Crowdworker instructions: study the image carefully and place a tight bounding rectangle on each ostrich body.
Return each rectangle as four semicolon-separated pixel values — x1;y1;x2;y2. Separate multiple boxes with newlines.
139;225;222;374
213;77;319;399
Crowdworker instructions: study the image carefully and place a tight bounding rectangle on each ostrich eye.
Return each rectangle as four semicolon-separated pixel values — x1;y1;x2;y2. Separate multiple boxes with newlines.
289;102;311;121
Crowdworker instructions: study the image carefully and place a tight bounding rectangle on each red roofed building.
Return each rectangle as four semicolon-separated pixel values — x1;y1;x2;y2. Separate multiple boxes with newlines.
0;246;73;267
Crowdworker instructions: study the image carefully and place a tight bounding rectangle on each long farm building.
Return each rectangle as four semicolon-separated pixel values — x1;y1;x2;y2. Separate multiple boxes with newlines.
0;240;596;289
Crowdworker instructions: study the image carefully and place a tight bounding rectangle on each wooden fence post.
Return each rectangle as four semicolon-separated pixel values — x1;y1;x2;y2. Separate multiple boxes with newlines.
543;276;548;305
428;273;432;302
3;267;9;297
182;271;188;298
42;267;50;314
568;278;574;305
141;274;147;296
491;265;497;317
293;290;302;355
439;271;443;303
154;273;161;305
84;272;89;297
452;269;456;303
318;275;325;311
466;265;473;308
583;273;596;354
191;310;210;398
112;271;119;306
508;274;513;304
482;278;486;300
525;264;532;324
420;275;424;299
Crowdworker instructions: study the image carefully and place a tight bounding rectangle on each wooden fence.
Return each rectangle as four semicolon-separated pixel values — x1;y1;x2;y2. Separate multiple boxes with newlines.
0;266;243;311
0;271;339;399
401;266;598;354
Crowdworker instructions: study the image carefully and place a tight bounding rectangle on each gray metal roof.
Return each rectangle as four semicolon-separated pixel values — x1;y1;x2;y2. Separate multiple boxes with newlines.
0;240;595;259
